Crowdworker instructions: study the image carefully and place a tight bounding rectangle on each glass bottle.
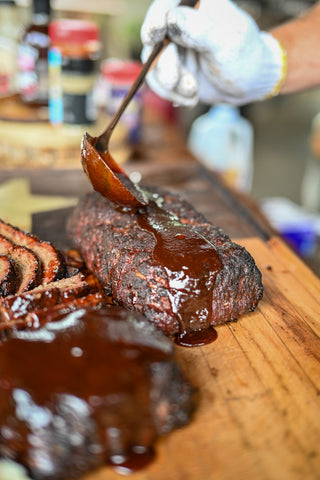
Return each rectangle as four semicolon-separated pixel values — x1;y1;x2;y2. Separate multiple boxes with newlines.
18;0;51;106
48;19;100;125
0;0;20;97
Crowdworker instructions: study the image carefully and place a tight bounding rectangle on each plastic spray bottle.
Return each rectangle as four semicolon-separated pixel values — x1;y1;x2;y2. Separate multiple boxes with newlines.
188;104;254;192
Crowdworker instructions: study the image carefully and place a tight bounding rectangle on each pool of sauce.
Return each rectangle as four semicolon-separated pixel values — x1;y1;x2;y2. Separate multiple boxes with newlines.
137;199;223;346
0;308;179;478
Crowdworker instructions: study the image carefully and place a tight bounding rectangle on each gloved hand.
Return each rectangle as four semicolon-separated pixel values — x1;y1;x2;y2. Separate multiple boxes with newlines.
141;0;287;106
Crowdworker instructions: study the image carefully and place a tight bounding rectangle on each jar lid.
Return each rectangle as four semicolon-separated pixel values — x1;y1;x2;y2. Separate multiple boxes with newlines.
49;19;99;45
102;60;142;85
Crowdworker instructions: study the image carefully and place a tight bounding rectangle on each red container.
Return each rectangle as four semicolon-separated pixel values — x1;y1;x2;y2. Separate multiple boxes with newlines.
102;59;143;143
49;20;100;58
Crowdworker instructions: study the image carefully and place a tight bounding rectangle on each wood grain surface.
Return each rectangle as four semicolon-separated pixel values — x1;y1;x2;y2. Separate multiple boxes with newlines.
2;96;319;479
0;176;319;479
1;150;319;480
80;236;320;480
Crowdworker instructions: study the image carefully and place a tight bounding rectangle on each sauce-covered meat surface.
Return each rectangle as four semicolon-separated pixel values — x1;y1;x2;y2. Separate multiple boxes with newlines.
0;307;194;479
68;189;263;344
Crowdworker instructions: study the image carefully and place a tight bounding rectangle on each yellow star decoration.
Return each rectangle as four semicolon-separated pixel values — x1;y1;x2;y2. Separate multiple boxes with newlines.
0;177;78;232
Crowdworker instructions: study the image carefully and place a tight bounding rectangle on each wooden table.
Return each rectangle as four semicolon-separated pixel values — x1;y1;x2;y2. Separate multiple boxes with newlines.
0;110;320;480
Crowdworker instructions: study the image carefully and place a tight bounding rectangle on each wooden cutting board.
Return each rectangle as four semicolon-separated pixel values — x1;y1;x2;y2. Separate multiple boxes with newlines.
1;166;319;479
81;235;320;480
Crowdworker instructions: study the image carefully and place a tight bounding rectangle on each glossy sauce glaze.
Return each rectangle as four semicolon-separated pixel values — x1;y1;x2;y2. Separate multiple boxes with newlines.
137;198;223;346
81;133;147;208
0;308;193;479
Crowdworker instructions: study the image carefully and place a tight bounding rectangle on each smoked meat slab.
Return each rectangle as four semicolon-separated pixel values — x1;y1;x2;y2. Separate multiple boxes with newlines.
68;190;263;338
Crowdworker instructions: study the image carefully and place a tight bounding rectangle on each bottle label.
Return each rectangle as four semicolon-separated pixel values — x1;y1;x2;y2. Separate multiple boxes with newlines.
18;43;48;103
63;92;96;125
48;48;97;125
48;48;63;124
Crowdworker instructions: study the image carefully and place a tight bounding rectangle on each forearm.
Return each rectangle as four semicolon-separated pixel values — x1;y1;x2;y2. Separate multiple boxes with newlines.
270;3;320;94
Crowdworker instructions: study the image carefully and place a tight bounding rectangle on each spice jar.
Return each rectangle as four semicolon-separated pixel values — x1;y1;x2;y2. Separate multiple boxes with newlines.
101;59;143;144
48;19;100;125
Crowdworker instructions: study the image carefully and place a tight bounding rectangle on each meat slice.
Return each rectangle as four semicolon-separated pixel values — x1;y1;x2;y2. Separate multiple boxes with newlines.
0;273;99;332
1;291;106;334
68;190;263;341
0;255;19;297
23;291;106;325
0;234;41;294
0;218;66;285
0;307;194;479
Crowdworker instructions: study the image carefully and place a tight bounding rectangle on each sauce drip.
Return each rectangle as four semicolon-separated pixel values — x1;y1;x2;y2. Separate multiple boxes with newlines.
110;447;155;475
176;326;218;347
137;200;222;346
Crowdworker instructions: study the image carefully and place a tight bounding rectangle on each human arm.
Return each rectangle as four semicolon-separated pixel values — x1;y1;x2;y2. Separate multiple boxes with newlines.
271;3;320;94
140;0;320;107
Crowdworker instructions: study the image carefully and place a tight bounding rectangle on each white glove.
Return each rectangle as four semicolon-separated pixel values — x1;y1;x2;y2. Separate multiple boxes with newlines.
141;0;287;106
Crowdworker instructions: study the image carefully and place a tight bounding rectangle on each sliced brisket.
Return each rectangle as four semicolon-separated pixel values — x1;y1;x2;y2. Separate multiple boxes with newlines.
22;291;106;326
68;190;263;338
0;273;100;332
1;291;106;334
0;219;107;336
0;234;41;294
0;218;66;284
0;254;19;297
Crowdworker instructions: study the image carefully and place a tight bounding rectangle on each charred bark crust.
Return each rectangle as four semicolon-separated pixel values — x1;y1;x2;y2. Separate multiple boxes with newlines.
68;189;263;336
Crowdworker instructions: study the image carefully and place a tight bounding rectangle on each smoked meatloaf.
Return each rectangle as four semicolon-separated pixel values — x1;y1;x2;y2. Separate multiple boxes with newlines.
68;189;263;338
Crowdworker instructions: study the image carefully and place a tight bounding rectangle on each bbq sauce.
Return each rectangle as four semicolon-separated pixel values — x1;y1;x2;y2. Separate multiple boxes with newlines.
81;133;147;209
0;308;192;478
177;326;218;347
137;199;222;346
110;447;155;475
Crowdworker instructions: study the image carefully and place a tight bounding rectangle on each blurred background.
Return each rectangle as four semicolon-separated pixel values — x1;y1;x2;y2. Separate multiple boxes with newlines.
1;0;320;273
